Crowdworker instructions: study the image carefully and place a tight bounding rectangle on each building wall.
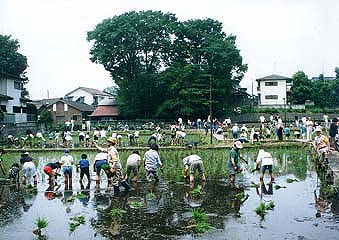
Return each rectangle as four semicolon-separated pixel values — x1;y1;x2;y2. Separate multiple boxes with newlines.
48;101;82;123
258;80;287;105
0;77;27;123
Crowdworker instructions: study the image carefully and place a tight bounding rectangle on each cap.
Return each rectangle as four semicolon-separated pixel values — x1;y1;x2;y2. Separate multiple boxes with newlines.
64;149;70;153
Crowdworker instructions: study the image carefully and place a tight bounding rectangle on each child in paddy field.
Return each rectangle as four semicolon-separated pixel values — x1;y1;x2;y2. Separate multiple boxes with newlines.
60;149;74;188
77;153;91;184
43;162;61;185
8;163;20;185
0;148;6;176
93;152;111;182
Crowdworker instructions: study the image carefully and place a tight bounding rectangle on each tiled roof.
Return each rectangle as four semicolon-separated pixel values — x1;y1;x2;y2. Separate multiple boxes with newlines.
39;98;95;112
0;94;13;100
90;105;119;117
256;74;291;81
65;87;112;97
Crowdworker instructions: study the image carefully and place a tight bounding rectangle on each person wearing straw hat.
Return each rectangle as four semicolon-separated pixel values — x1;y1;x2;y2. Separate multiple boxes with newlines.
95;137;130;194
313;126;330;161
228;141;243;186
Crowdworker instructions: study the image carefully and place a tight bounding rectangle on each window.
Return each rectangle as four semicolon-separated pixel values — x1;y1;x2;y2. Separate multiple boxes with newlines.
56;116;65;122
0;105;6;112
53;104;57;112
265;81;278;86
64;103;68;112
265;95;278;100
14;81;23;90
13;106;22;113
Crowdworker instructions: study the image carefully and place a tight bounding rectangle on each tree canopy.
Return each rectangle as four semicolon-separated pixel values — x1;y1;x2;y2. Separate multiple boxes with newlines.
291;69;339;108
0;34;28;79
88;10;247;118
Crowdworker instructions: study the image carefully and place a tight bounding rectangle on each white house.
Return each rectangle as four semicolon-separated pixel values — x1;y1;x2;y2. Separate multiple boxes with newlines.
256;74;292;106
64;87;113;106
0;73;31;123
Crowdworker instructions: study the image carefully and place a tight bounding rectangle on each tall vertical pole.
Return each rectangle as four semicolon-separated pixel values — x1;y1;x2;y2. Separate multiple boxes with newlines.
210;75;213;145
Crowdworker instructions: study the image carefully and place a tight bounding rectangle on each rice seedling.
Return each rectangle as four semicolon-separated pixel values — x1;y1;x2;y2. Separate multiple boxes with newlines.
255;203;267;218
131;201;143;209
235;192;245;200
286;178;299;183
70;215;86;224
109;208;126;218
69;222;81;232
274;184;287;190
69;215;86;232
190;185;203;196
33;217;48;238
192;209;207;223
35;217;48;229
74;193;88;199
194;222;213;233
146;192;156;199
265;201;275;210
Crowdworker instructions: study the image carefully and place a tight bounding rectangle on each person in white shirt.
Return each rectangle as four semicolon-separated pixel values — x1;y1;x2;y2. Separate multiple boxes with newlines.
183;151;206;184
124;150;141;182
60;149;74;188
255;149;275;183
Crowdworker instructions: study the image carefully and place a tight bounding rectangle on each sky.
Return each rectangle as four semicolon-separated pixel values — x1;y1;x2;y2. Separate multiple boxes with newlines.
1;0;339;100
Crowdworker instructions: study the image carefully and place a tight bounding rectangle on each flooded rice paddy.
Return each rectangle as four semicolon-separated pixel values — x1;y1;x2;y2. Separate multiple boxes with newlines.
0;147;338;240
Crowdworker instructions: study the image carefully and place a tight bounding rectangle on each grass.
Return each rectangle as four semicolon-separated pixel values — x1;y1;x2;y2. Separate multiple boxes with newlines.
24;184;38;194
265;201;275;210
195;222;213;233
35;217;48;229
74;193;88;199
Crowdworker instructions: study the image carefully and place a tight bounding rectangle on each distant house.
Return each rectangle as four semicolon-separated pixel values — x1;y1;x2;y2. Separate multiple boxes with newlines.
90;99;119;121
256;74;292;106
64;87;113;106
38;98;94;124
310;76;335;82
0;72;32;123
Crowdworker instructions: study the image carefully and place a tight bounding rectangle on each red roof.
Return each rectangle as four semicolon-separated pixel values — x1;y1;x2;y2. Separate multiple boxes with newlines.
90;105;119;117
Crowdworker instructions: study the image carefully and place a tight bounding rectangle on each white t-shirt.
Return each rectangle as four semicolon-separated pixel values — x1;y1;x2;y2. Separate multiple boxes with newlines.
60;154;74;166
126;153;141;167
183;154;201;166
256;150;273;166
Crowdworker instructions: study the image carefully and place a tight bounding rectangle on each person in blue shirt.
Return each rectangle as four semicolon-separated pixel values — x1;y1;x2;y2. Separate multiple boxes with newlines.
78;153;90;184
284;125;291;140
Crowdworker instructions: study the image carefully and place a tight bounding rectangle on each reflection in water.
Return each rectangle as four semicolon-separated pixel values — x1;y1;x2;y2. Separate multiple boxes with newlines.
0;185;24;225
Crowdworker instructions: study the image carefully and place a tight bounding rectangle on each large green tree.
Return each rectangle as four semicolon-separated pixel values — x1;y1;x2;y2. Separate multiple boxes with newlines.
0;34;28;79
290;71;312;104
158;19;247;118
88;11;246;118
87;10;177;118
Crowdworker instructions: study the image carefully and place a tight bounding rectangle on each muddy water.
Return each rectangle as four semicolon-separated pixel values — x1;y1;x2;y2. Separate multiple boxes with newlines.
0;149;338;240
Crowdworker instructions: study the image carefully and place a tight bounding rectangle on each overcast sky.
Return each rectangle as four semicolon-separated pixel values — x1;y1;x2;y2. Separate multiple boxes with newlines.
1;0;338;100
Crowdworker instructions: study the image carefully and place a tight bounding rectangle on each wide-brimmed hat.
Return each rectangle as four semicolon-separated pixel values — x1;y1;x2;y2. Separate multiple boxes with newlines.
315;126;322;132
107;137;117;144
234;141;243;149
